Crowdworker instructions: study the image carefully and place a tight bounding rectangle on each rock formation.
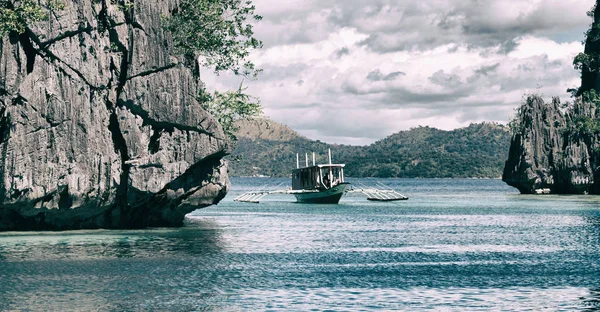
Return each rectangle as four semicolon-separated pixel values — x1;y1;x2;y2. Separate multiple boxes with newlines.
503;95;600;194
0;1;230;230
503;0;600;194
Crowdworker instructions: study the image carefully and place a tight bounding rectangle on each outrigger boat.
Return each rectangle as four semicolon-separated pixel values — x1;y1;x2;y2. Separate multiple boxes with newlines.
234;149;408;204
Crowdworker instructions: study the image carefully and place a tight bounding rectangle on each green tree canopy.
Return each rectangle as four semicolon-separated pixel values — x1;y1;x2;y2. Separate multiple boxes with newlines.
163;0;263;77
0;0;264;139
0;0;64;36
163;0;264;138
573;1;600;96
200;84;262;139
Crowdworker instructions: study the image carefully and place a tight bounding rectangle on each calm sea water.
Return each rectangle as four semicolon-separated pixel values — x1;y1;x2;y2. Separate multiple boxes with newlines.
2;178;600;311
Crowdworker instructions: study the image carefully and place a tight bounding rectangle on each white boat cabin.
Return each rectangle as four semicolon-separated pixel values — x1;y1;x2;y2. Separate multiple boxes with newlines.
292;164;345;191
233;149;408;203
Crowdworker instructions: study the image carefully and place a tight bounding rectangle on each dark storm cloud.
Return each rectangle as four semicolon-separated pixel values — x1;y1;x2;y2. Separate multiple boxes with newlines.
429;70;462;88
292;115;391;140
402;98;507;119
334;1;588;53
497;69;567;92
474;63;500;76
342;81;474;106
335;47;350;58
366;69;406;81
253;1;589;54
497;39;519;54
465;55;573;93
383;88;473;105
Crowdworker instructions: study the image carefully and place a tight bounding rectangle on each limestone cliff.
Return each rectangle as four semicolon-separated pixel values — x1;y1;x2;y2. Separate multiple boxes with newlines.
503;0;600;195
0;1;230;230
503;95;600;194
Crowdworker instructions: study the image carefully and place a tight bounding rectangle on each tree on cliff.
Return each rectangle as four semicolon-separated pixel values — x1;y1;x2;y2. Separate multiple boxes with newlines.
573;1;600;97
201;83;261;138
163;0;262;78
569;1;600;134
0;0;263;138
162;0;263;138
0;0;64;36
1;0;262;77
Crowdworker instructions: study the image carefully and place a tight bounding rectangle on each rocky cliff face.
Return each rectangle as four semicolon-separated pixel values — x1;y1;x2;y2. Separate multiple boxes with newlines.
0;1;230;230
503;0;600;195
503;95;600;194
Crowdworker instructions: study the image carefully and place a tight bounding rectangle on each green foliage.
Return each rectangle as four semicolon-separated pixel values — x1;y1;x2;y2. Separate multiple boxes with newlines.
585;3;600;40
110;0;135;11
570;115;600;135
228;122;511;178
164;0;265;140
341;124;509;178
508;106;525;135
110;0;133;11
508;95;539;135
200;84;262;138
567;90;600;136
573;51;600;74
581;89;600;107
0;0;64;36
162;0;262;77
588;4;596;18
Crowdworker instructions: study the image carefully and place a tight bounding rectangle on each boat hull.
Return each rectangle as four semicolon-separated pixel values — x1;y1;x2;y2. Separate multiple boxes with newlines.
294;183;349;204
367;197;408;201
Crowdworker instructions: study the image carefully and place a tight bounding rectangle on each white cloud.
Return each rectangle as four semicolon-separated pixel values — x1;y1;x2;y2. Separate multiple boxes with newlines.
201;0;592;145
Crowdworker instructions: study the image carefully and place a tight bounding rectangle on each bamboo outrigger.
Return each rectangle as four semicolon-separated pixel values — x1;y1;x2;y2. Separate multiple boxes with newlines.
234;149;408;204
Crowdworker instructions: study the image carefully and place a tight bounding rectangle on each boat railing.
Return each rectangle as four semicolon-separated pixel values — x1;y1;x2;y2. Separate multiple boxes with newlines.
346;181;408;201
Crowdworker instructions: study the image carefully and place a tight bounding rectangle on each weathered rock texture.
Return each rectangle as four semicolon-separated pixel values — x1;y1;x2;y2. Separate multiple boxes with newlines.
503;0;600;194
503;95;600;194
0;1;230;230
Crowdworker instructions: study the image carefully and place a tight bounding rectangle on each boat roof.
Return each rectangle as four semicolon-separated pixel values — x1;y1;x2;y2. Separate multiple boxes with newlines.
293;164;345;170
317;164;345;168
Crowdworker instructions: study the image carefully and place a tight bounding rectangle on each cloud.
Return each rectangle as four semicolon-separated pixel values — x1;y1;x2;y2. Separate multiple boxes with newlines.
256;63;309;81
474;63;500;76
334;0;590;53
200;0;588;145
250;0;590;54
335;47;350;58
429;70;462;88
366;69;406;81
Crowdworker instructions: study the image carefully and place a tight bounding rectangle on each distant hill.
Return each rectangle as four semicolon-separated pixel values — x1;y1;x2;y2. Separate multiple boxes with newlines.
227;119;511;178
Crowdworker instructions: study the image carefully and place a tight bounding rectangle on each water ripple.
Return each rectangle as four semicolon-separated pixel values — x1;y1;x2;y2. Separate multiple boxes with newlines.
2;178;600;310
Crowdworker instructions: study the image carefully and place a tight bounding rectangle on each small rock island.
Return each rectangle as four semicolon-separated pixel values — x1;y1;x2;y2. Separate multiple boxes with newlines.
503;2;600;195
0;1;232;230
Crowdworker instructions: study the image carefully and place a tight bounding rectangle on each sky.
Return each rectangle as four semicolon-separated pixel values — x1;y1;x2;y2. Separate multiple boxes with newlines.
201;0;594;145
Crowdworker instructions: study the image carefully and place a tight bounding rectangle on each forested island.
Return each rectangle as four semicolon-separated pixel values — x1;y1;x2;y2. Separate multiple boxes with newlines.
229;119;510;178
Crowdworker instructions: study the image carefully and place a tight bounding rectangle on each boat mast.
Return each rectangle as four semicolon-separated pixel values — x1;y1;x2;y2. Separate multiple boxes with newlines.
296;153;299;169
305;153;308;167
318;152;323;187
328;149;332;187
312;152;315;166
